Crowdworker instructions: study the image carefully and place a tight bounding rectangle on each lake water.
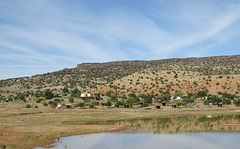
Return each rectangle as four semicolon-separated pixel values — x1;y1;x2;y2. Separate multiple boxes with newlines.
39;115;240;149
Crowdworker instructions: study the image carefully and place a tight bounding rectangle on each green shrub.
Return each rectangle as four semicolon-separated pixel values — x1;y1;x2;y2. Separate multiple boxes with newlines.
48;101;53;104
50;102;57;108
110;95;118;102
69;97;74;103
105;91;112;97
233;98;240;106
54;98;61;103
91;101;99;105
26;104;31;108
105;100;112;107
222;98;231;105
89;104;95;108
77;102;85;108
115;101;125;107
36;97;44;103
141;102;149;107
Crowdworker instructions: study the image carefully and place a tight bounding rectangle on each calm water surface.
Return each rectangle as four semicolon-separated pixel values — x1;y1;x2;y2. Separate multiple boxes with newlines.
38;115;240;149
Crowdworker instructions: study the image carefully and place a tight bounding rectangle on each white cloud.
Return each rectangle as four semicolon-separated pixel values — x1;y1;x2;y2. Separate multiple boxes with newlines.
1;0;240;79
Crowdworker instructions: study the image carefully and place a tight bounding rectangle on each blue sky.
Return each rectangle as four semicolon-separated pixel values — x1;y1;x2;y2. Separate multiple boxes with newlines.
0;0;240;80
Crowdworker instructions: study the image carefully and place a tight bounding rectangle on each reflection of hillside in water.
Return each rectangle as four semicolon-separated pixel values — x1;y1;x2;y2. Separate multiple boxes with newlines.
104;115;240;134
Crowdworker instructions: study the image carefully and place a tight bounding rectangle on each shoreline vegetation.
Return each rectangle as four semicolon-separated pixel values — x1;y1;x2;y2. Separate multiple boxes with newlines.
1;101;240;149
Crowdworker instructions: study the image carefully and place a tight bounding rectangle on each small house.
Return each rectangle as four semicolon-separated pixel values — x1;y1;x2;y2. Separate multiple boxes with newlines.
171;96;183;101
175;97;183;101
218;103;222;107
81;93;95;98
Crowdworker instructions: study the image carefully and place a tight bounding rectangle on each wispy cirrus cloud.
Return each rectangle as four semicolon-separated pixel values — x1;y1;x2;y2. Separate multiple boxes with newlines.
0;0;240;80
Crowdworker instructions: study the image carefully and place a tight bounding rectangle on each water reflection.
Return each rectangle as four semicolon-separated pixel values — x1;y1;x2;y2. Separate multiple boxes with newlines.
53;132;240;149
37;115;240;149
92;115;240;134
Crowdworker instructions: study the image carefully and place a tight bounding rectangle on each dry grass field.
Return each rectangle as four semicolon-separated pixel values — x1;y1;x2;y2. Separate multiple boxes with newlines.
1;100;240;149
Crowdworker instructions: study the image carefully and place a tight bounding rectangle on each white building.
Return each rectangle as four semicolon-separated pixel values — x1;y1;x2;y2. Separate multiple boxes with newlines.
172;96;183;101
81;93;94;98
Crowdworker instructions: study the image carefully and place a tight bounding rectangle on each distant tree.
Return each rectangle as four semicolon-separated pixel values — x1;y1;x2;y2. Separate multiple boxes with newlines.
78;102;85;108
174;74;178;78
151;90;155;96
158;93;171;102
35;92;43;98
126;97;139;105
91;101;99;106
105;91;112;97
50;102;57;108
0;96;6;101
26;104;31;108
144;98;152;104
233;98;240;106
25;91;30;97
204;95;222;105
54;98;61;103
222;98;231;105
138;93;152;99
89;104;95;108
222;93;235;100
175;101;181;107
141;102;149;107
197;90;207;99
71;88;81;98
69;97;74;103
7;94;14;101
110;95;118;102
128;93;137;98
15;93;25;100
63;87;69;93
36;97;44;103
43;102;48;106
105;100;112;107
193;81;198;85
218;76;223;79
174;90;184;98
44;89;53;99
187;92;195;98
115;101;125;107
